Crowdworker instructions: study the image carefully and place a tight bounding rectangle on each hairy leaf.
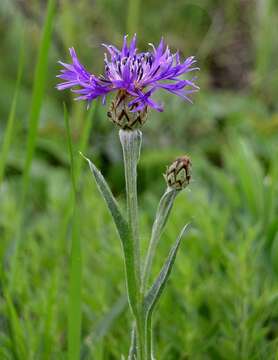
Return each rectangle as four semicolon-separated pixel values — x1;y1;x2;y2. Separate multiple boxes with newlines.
144;224;190;315
81;153;138;311
142;188;177;290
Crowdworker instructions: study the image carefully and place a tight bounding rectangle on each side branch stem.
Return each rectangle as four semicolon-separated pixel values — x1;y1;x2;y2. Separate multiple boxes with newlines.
142;188;177;292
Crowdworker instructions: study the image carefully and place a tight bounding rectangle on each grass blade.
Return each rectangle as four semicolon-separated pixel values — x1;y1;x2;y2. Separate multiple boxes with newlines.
4;291;27;360
0;36;24;186
58;103;97;250
64;105;77;195
21;0;56;203
127;0;141;34
64;106;82;360
75;103;97;180
8;0;56;290
41;272;58;360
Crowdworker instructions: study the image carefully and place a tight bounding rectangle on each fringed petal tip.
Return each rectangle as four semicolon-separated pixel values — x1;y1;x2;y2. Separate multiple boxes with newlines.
56;35;200;113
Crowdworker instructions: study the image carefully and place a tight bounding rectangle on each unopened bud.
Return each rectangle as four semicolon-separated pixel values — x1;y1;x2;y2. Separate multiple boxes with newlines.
165;156;191;190
107;90;148;130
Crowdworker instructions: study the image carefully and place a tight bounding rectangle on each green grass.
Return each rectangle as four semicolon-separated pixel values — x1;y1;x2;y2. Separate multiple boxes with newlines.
1;133;278;359
21;0;56;204
127;0;141;34
0;0;278;359
0;36;24;187
64;105;82;360
8;0;56;290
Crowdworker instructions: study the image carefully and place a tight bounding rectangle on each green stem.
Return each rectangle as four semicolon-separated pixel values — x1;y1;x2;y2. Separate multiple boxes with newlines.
142;188;177;292
142;188;177;358
135;316;144;360
146;315;152;359
128;322;137;359
119;129;146;359
119;130;142;296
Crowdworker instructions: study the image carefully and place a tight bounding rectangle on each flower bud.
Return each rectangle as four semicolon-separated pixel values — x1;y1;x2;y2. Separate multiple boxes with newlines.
165;156;191;190
107;90;148;130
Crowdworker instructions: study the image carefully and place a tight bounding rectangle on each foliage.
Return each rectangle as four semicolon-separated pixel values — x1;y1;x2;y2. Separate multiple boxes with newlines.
0;0;278;359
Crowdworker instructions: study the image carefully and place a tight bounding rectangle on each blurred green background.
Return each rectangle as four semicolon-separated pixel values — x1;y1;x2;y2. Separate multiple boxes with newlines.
1;0;278;359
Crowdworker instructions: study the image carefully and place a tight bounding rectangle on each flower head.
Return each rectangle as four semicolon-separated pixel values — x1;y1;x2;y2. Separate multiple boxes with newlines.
57;35;199;129
165;156;191;190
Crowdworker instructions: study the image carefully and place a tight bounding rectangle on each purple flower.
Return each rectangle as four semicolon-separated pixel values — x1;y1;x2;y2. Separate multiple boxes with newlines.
57;35;199;113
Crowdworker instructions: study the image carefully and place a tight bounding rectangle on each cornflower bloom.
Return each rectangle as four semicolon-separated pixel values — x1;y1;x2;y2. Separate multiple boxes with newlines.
57;35;199;129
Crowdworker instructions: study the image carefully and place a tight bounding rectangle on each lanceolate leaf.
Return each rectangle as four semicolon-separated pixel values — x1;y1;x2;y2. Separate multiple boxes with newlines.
81;153;138;310
144;224;190;315
142;188;177;290
81;153;129;246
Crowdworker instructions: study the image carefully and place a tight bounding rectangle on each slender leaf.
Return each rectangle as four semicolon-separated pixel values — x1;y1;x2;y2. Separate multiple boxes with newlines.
75;102;97;180
68;213;82;360
64;106;82;360
21;0;56;203
5;291;27;360
142;188;177;291
58;102;97;254
0;35;24;186
143;224;190;358
64;105;77;194
41;272;58;360
225;138;264;218
81;153;138;311
81;153;129;247
8;0;56;290
144;224;190;315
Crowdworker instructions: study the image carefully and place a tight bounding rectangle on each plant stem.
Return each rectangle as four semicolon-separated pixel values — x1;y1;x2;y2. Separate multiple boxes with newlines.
142;188;177;292
136;313;147;360
128;322;137;359
119;130;142;295
146;315;152;359
119;129;146;359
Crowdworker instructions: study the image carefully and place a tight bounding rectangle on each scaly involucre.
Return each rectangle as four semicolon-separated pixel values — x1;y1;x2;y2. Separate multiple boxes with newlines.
57;35;199;112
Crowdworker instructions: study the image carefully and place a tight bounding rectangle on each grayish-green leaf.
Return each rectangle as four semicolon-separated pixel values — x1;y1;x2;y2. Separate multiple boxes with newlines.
81;153;138;312
144;224;190;315
142;187;177;291
143;224;190;358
